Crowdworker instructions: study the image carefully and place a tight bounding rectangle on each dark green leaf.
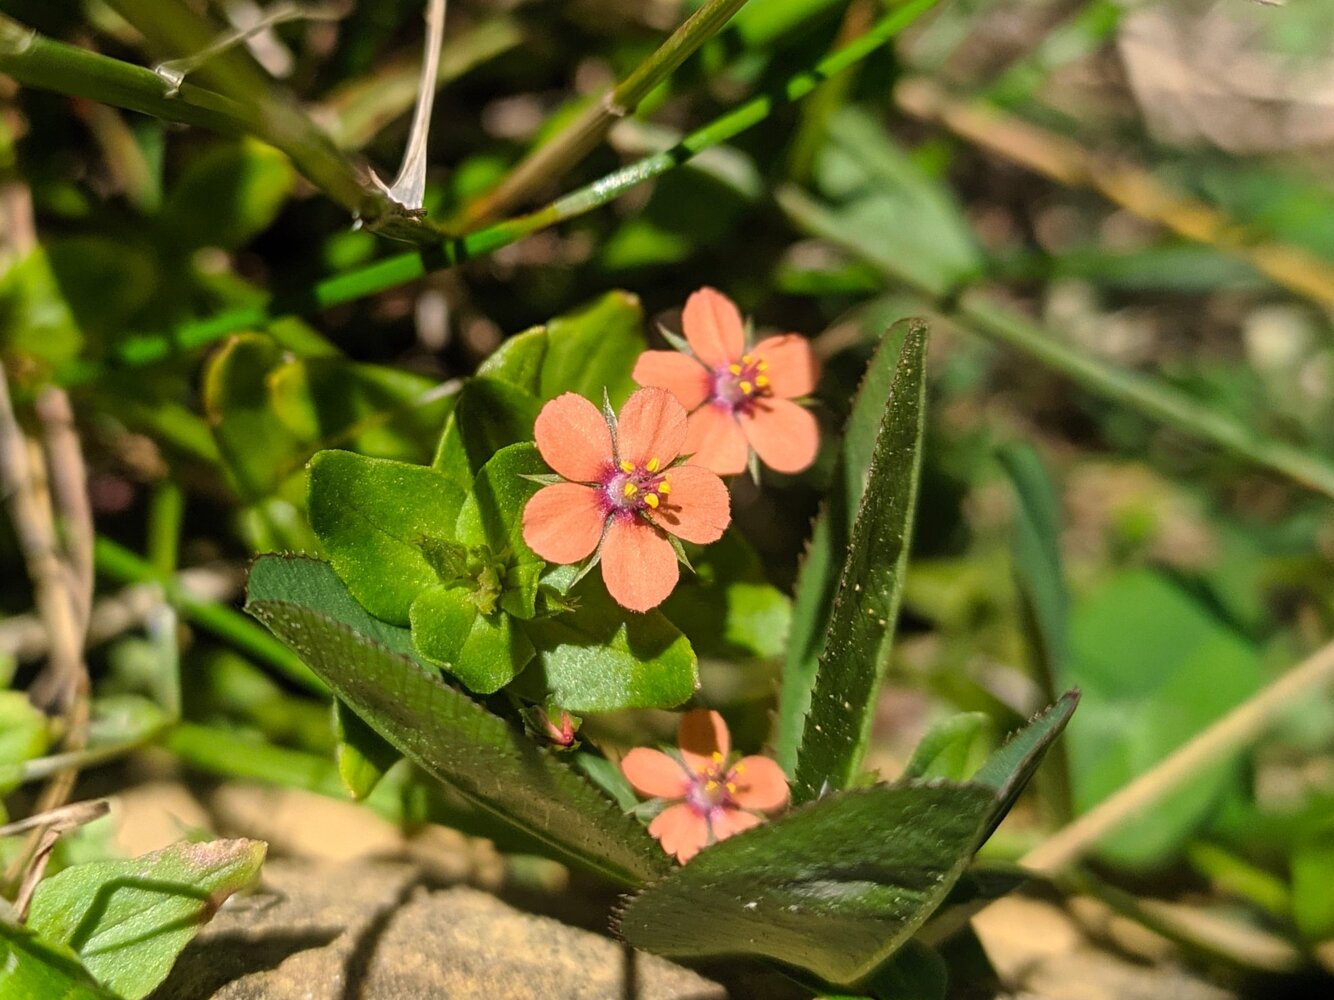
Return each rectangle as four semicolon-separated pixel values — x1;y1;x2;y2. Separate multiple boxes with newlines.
791;323;929;802
244;555;668;886
902;712;991;782
432;378;542;482
475;327;546;394
661;530;792;661
536;290;646;406
333;698;401;801
524;580;698;713
857;939;948;1000
454;443;547;619
1063;570;1262;867
971;690;1079;841
777;321;912;772
0;920;116;1000
410;584;534;694
26;839;265;1000
161;137;294;251
307;450;468;625
617;781;997;984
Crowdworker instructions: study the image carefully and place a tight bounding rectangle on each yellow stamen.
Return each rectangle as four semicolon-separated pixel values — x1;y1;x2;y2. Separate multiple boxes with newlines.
623;482;638;497
726;782;737;793
644;493;659;509
741;354;754;364
755;375;770;389
619;460;634;473
733;761;746;773
757;359;769;372
728;363;742;375
646;457;660;473
706;780;718;791
739;381;753;395
711;752;723;763
657;479;671;495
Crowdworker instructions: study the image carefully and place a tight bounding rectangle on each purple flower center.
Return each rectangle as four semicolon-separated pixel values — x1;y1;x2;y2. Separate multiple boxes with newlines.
710;353;771;414
683;753;738;816
599;458;672;518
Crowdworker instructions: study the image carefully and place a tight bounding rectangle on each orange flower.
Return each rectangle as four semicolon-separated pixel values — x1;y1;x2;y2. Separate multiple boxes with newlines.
521;388;731;613
633;287;820;476
621;709;789;864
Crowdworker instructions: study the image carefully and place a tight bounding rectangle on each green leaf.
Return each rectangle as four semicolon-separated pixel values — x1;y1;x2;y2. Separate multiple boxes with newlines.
858;939;948;1000
1063;570;1263;867
618;781;997;985
161;137;294;251
1292;823;1334;940
619;694;1076;984
244;555;668;886
432;377;543;482
902;712;991;782
454;443;547;619
524;580;698;713
0;691;50;794
0;920;116;1000
26;839;266;1000
333;698;401;801
475;327;547;394
410;584;534;694
0;248;84;368
778;321;912;772
307;450;468;625
660;530;792;661
536;291;646;406
791;322;929;803
998;443;1069;683
202;333;305;500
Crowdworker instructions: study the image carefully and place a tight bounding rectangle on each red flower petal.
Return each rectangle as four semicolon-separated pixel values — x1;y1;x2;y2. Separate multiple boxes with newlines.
678;709;730;774
653;465;730;545
649;802;710;864
632;351;711;411
752;334;820;398
615;387;688;469
683;405;749;476
682;287;745;368
621;747;690;799
739;398;820;474
729;756;790;812
521;483;605;564
600;516;678;612
534;392;613;482
709;807;763;843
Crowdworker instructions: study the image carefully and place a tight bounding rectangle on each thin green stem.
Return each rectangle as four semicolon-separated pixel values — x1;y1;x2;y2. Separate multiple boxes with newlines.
776;186;1334;499
94;537;326;694
52;0;942;388
462;0;754;225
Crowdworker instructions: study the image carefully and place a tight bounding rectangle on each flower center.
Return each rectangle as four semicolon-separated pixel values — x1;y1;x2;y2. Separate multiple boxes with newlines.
602;457;672;517
684;752;739;815
711;354;771;413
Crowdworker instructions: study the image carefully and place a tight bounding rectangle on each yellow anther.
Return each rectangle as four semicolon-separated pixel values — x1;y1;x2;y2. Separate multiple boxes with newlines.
755;375;770;389
733;761;746;774
741;354;754;364
620;460;634;473
726;782;737;793
657;479;671;495
728;363;742;376
705;780;718;791
711;752;723;763
757;359;769;372
644;493;659;509
623;482;638;497
646;457;660;473
739;381;753;395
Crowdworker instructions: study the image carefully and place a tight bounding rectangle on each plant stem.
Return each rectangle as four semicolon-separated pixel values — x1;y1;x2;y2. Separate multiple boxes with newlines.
94;537;326;694
0;14;258;136
52;0;942;388
462;0;755;226
777;185;1334;499
1022;637;1334;876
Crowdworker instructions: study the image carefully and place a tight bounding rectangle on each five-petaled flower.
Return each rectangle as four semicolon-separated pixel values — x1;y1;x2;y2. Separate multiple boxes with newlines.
633;287;821;476
521;387;731;613
620;708;789;864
